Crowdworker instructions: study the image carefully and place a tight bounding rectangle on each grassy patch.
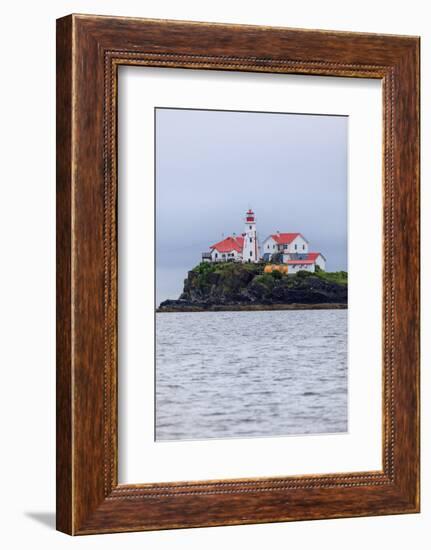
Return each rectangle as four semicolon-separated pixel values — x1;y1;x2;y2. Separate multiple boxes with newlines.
314;269;348;285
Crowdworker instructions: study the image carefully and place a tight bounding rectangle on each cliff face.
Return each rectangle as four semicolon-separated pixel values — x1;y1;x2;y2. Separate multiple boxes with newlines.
158;263;348;312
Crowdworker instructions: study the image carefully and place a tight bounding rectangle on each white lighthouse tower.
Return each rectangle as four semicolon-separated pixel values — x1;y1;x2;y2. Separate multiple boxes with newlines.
242;209;259;263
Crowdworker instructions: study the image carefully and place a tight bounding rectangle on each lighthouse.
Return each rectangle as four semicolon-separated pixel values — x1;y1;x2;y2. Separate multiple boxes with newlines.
242;209;259;263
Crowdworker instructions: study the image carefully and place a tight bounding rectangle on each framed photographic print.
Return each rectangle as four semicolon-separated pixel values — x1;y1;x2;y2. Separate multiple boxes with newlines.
56;14;420;534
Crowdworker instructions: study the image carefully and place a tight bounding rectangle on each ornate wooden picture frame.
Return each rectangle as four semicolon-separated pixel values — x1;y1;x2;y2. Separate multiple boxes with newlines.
56;14;420;535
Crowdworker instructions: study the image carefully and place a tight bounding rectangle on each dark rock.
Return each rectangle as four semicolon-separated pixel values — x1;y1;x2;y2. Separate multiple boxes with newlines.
158;264;347;311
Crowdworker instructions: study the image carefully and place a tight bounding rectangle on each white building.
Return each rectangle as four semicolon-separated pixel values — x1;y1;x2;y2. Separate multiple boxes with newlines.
205;235;244;263
285;252;327;273
262;232;309;256
202;212;326;272
242;209;259;263
262;232;326;272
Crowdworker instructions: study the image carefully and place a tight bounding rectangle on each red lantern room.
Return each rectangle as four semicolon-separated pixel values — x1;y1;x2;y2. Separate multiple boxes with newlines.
246;209;255;223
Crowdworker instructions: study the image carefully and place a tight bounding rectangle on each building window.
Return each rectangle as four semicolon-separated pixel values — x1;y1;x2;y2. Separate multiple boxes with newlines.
283;244;288;249
249;225;252;230
249;237;252;243
250;251;253;257
215;253;218;258
295;244;297;250
303;244;305;250
273;245;275;249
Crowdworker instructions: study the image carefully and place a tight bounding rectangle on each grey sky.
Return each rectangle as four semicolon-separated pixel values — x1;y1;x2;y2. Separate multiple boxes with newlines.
156;108;347;305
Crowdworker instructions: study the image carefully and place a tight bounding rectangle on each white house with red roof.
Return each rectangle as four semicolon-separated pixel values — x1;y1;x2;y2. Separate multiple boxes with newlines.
262;232;309;256
206;234;245;263
262;232;326;272
202;210;326;272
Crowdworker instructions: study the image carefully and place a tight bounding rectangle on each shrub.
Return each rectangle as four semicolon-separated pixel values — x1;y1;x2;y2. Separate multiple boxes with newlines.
296;270;313;279
270;269;283;280
253;273;275;289
193;262;215;275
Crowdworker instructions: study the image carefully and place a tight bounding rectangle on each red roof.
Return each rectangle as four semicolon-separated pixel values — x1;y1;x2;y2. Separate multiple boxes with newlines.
287;260;315;265
286;252;325;265
307;252;325;261
271;232;305;245
210;235;244;253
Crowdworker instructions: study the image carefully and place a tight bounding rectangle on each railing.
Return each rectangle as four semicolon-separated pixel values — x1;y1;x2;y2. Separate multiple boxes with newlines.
201;252;244;263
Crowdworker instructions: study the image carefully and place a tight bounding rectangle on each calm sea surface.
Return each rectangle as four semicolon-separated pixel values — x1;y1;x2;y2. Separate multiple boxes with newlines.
155;310;347;441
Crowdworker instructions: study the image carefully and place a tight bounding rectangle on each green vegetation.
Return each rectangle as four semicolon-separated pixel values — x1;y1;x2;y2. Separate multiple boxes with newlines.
295;270;313;279
192;261;263;278
253;273;276;289
191;261;347;288
269;269;283;280
195;260;268;272
314;266;348;285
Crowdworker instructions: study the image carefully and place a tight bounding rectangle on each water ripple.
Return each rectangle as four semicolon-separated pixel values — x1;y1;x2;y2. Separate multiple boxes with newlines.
156;309;347;441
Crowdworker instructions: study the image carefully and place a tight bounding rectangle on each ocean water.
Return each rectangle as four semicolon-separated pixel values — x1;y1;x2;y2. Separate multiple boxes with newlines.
155;309;347;441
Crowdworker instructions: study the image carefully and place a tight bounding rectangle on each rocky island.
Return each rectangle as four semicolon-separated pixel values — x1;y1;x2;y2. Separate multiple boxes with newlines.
157;262;347;312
